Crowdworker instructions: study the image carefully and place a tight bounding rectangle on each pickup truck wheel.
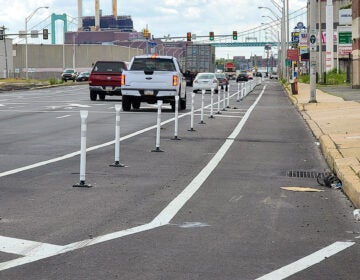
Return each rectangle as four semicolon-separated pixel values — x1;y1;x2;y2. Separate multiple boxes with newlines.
180;97;186;110
170;101;176;112
99;93;106;101
131;100;141;110
122;96;131;111
90;91;97;101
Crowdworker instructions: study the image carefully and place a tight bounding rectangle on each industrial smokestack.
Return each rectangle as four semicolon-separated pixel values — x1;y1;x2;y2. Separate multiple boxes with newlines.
77;0;83;30
112;0;117;18
95;0;100;30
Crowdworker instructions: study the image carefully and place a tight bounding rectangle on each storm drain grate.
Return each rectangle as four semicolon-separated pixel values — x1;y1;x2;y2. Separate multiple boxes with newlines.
286;170;322;179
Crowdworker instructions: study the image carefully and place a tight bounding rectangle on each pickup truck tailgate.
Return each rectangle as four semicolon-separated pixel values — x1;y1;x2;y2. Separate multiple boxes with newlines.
122;71;176;89
89;73;122;86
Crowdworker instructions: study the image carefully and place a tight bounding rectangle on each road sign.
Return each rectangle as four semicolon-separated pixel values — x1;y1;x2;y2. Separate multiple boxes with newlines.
309;29;317;51
309;35;316;44
287;49;299;61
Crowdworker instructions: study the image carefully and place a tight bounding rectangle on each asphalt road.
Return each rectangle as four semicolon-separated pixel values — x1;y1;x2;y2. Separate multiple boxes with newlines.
0;80;359;279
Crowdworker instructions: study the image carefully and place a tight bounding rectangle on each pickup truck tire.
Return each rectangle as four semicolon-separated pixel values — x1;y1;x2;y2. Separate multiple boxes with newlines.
170;101;176;112
122;96;131;111
99;93;106;101
180;96;186;110
131;99;141;110
90;90;97;101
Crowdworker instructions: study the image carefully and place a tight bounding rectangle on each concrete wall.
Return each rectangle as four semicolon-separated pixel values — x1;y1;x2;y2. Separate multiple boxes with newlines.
0;38;13;79
12;44;142;80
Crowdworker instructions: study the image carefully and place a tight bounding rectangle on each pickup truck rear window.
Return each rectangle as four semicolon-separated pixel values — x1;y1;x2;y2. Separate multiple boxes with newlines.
130;58;176;72
92;62;126;73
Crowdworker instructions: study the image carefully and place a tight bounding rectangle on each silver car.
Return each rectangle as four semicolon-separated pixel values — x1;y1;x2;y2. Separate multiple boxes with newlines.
192;72;219;93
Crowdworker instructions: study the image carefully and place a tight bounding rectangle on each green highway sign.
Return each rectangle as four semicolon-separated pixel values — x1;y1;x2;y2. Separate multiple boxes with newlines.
338;32;352;44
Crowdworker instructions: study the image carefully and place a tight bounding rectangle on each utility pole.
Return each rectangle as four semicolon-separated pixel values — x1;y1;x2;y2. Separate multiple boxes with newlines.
0;26;8;78
318;0;322;83
325;0;334;72
309;0;317;103
353;0;360;88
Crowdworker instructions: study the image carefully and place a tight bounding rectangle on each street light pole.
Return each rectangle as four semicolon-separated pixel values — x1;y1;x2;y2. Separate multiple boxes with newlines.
25;6;48;80
259;5;285;79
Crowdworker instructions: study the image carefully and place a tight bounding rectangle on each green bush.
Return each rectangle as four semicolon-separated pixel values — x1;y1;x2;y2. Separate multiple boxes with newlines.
325;69;347;85
298;69;348;85
299;74;309;83
49;78;57;85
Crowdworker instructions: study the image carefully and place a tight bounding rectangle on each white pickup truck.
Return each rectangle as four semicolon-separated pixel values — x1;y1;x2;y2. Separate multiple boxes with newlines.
120;55;187;111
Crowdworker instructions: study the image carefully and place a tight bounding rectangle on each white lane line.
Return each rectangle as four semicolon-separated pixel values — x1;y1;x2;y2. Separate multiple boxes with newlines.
0;85;265;272
68;103;90;108
56;115;71;119
0;235;63;257
256;241;355;280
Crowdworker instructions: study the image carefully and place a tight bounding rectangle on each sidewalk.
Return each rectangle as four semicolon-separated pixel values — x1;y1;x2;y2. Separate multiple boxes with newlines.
288;82;360;208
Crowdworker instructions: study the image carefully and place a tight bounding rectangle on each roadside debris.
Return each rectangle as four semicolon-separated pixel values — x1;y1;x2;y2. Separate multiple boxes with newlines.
353;209;360;221
317;172;342;189
280;187;324;192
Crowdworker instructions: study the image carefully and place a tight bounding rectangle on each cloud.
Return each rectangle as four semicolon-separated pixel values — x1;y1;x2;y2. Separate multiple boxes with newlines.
158;7;178;15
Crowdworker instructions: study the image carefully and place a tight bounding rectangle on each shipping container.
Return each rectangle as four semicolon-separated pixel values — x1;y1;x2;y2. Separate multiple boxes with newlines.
184;44;216;85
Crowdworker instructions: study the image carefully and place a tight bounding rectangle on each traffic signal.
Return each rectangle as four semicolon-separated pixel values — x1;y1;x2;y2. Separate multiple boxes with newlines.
0;28;4;40
209;31;214;41
187;32;191;42
232;31;237;40
42;28;48;40
143;28;149;39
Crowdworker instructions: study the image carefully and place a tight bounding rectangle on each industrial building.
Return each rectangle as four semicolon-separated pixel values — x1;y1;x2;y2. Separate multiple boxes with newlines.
65;0;139;45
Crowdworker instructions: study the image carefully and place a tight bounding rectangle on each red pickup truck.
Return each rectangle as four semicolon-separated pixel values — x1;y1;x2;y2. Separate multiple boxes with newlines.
88;61;128;101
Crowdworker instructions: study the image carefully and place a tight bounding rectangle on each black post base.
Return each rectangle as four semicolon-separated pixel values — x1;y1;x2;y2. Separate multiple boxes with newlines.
73;180;92;188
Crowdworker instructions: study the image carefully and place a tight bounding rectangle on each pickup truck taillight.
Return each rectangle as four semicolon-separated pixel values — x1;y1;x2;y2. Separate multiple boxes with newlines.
173;75;179;86
120;75;125;86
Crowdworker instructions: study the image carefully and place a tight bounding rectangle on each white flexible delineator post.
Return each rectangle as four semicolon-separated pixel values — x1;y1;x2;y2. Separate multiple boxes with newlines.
172;96;181;140
188;92;196;131
152;100;163;152
199;89;205;124
110;104;125;167
210;88;214;118
73;110;91;188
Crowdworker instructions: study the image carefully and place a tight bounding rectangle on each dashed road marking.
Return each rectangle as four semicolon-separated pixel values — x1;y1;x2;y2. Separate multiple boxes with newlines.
56;115;71;119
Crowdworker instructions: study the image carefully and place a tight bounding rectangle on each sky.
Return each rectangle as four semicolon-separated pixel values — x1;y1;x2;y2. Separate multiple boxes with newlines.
0;0;307;59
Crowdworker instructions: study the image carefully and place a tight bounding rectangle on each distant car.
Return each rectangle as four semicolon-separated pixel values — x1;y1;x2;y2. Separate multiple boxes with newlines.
255;72;262;77
76;71;90;82
247;71;254;80
236;73;249;82
61;68;77;82
215;72;229;90
270;72;279;79
192;72;219;93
